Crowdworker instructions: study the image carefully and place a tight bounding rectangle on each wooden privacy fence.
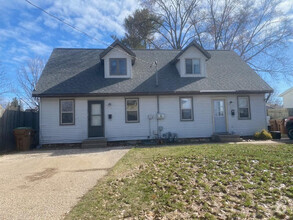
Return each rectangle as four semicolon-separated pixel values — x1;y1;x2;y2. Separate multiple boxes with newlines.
0;109;39;152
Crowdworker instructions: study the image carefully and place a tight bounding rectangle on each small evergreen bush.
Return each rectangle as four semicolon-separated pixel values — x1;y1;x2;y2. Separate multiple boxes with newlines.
254;129;272;140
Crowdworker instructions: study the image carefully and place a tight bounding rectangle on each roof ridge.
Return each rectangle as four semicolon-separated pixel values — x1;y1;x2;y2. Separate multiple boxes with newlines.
132;48;181;51
207;49;231;51
53;48;232;52
54;48;105;50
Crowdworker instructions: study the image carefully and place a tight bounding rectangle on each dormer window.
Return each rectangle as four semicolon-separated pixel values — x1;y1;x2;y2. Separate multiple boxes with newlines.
172;41;210;78
110;58;127;76
185;59;200;74
100;40;136;79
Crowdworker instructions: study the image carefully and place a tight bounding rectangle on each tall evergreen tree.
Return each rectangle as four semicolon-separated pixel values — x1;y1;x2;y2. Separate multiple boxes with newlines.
121;9;161;49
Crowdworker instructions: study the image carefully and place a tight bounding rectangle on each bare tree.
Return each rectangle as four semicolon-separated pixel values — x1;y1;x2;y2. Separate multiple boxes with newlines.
16;58;44;110
192;0;293;78
265;89;283;106
143;0;199;49
143;0;292;79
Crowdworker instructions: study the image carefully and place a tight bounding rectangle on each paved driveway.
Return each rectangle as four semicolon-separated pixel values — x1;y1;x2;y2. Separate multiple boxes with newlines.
0;147;129;220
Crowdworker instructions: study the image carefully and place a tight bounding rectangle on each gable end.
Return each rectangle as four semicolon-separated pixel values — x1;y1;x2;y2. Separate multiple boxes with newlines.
100;40;136;64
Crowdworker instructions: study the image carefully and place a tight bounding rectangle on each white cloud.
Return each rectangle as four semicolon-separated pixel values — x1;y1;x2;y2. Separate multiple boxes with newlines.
0;25;52;56
30;42;52;55
0;0;141;72
18;38;52;55
42;17;59;29
18;20;43;33
40;0;140;38
12;55;31;63
57;39;81;48
276;0;293;14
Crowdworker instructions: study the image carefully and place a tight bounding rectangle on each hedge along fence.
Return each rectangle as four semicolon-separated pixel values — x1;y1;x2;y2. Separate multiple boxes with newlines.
0;109;39;152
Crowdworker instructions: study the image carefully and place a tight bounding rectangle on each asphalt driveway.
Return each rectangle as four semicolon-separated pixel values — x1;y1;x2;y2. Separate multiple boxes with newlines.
0;147;129;220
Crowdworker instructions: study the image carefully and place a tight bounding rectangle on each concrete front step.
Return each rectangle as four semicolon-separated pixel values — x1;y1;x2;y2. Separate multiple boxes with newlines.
212;134;243;142
81;138;107;148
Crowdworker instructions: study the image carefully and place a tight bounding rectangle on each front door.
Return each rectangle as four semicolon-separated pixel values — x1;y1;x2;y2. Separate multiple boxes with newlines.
213;100;227;133
88;101;104;137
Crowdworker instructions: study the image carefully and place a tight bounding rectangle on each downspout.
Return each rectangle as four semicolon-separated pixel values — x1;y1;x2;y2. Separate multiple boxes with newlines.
265;92;272;103
155;61;158;87
148;114;152;138
264;93;269;128
157;95;160;139
154;60;160;139
148;118;151;139
39;98;42;146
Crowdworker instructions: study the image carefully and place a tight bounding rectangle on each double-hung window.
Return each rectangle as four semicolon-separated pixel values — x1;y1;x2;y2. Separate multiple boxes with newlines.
60;99;75;125
125;98;139;123
180;97;194;121
237;96;251;119
185;59;200;74
110;58;127;75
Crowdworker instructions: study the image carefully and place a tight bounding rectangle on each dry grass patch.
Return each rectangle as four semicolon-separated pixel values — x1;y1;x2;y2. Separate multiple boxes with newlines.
66;144;293;219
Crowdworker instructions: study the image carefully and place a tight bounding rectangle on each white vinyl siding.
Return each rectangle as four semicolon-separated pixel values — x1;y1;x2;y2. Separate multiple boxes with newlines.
281;89;293;108
39;94;267;144
283;95;293;108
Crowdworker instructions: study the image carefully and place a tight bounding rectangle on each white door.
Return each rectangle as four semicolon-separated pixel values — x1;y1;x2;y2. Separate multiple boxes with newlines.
213;100;227;133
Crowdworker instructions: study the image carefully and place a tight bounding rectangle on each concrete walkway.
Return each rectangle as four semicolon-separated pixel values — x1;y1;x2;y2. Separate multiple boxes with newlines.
0;147;129;220
236;138;293;145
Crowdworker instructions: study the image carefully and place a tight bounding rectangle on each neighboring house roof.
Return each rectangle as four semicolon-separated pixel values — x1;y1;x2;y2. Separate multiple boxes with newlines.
279;87;293;97
172;40;211;62
33;46;273;97
99;40;136;64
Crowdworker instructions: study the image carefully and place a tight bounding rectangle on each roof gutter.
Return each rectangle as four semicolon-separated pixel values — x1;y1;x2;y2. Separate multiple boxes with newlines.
199;90;236;93
32;90;274;98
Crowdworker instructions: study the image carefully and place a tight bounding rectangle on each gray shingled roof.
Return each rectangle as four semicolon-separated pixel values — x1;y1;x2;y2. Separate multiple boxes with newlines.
33;48;273;97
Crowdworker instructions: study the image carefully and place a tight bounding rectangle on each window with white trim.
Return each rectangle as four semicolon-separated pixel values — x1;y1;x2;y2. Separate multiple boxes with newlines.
180;97;193;121
60;99;75;125
110;58;127;75
185;59;200;74
125;98;139;123
237;96;251;119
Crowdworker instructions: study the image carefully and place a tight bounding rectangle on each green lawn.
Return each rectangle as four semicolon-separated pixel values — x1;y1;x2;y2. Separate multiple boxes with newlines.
66;144;293;219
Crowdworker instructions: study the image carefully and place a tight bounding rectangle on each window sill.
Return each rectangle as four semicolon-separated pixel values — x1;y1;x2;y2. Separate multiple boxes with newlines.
105;75;131;78
238;118;251;120
181;74;205;78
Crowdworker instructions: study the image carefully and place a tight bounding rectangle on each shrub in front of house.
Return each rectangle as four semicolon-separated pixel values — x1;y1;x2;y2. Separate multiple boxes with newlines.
254;129;272;140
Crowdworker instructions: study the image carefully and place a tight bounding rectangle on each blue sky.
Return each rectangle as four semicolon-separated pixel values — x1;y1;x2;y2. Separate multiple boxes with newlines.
0;0;292;104
0;0;140;104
